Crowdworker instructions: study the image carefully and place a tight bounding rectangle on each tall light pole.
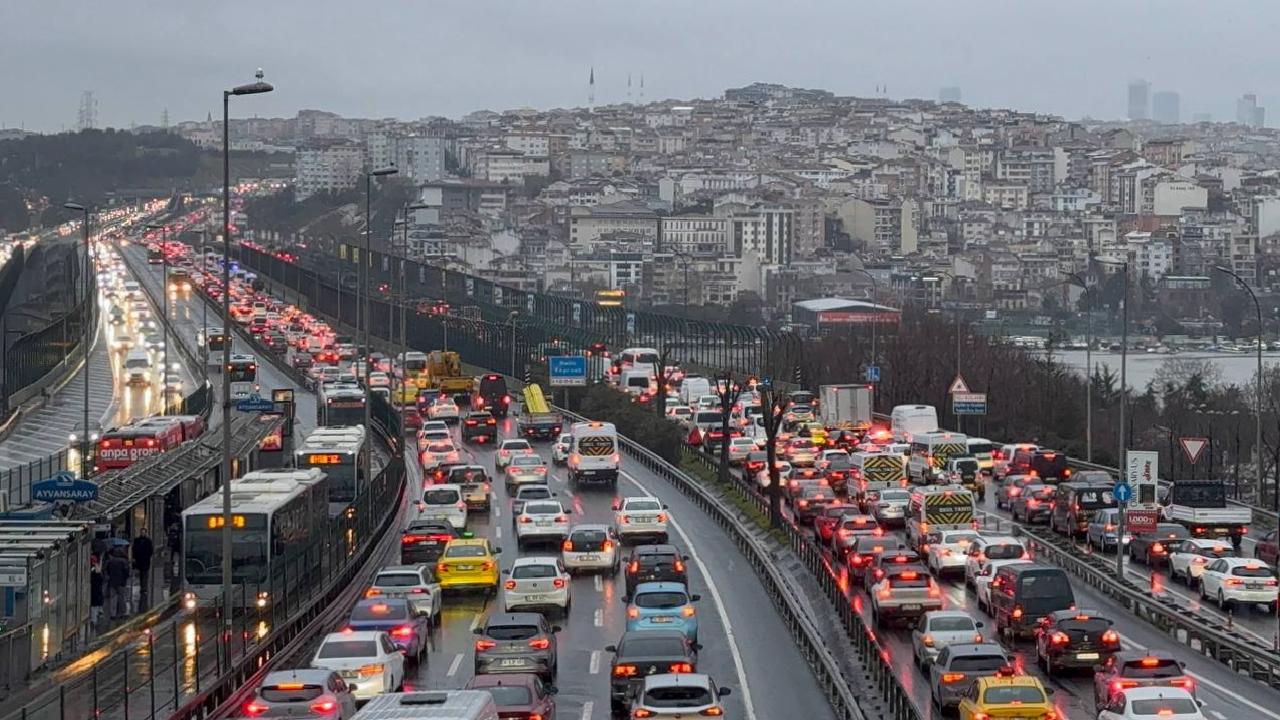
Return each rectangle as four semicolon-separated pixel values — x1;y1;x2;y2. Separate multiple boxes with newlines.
363;166;398;483
395;202;428;444
146;223;170;413
1215;265;1265;510
221;71;273;639
852;267;881;375
1065;268;1094;462
1097;258;1129;579
923;272;963;431
198;229;209;386
63;202;92;477
507;311;520;378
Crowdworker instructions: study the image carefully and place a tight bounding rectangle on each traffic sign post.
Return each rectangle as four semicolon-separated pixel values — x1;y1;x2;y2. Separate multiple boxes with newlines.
1113;482;1132;503
948;375;970;394
31;470;99;503
548;355;588;387
1121;450;1160;576
951;392;987;415
1179;437;1208;479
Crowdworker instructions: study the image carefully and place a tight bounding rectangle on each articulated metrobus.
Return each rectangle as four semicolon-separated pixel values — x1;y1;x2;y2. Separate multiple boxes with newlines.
227;353;259;399
181;468;329;610
317;383;366;427
294;427;367;506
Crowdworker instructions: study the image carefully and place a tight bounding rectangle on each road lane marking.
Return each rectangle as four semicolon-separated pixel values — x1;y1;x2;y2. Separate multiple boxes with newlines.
593;608;603;627
563;488;575;500
446;652;463;677
580;700;594;720
589;649;601;674
495;527;502;539
594;575;603;593
470;615;483;631
493;505;501;518
621;470;758;720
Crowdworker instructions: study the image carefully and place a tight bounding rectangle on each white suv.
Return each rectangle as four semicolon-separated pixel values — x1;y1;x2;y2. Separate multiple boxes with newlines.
614;496;669;543
503;556;571;614
515;500;571;549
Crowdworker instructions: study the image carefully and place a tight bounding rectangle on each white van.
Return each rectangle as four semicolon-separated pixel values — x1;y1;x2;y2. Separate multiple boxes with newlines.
352;691;499;720
679;375;711;405
124;349;153;386
568;420;619;487
620;369;654;396
890;404;939;443
620;347;659;375
418;483;467;530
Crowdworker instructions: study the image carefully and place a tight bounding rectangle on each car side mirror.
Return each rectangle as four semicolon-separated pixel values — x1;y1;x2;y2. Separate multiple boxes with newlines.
548;686;559;695
718;687;732;697
683;554;690;561
493;547;502;554
472;627;483;635
663;504;669;510
693;642;704;651
690;594;702;602
974;621;984;628
502;568;511;575
551;625;562;633
621;595;631;603
1044;688;1054;695
605;644;617;653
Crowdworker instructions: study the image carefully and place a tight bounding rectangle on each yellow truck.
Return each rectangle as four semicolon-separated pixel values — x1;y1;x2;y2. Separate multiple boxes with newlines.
425;350;475;394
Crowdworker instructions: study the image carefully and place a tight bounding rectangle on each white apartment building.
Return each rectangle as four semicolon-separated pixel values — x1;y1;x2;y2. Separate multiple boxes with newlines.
505;133;550;156
295;143;365;199
1126;232;1174;281
477;149;549;185
984;184;1029;211
732;206;795;266
397;136;446;182
659;216;730;256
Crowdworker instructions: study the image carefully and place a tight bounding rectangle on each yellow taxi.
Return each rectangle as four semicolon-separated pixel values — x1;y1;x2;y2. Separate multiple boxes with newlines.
958;670;1056;719
435;538;500;591
803;423;829;447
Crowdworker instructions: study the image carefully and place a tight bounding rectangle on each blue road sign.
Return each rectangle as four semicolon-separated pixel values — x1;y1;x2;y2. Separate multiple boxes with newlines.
548;355;588;387
1113;482;1133;503
951;392;987;416
236;393;277;412
865;365;881;383
32;471;99;503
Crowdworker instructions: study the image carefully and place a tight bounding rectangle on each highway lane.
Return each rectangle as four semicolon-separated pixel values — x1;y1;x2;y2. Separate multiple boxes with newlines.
383;415;834;719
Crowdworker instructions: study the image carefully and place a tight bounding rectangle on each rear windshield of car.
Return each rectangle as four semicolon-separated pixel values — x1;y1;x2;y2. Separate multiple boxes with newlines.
374;573;420;587
512;456;544;467
350;602;408;621
643;686;713;707
1195;544;1234;557
982;686;1045;704
424;489;460;505
1018;571;1073;599
525;502;562;514
887;570;928;587
482;686;531;706
426;443;453;453
1056;616;1112;633
968;442;995;455
948;654;1007;672
825;456;852;468
930;617;976;632
1231;565;1275;577
445;545;487;558
449;468;487;482
942;532;979;544
518;487;552;499
318;640;377;658
1120;658;1183;677
260;684;324;702
485;624;540;641
695;411;723;425
635;591;689;608
503;441;531;451
880;490;910;501
512;564;559;579
406;523;452;536
620;635;686;656
954;459;979;471
1131;699;1198;715
627;499;662;511
639;553;679;567
986;543;1024;560
572;529;608;543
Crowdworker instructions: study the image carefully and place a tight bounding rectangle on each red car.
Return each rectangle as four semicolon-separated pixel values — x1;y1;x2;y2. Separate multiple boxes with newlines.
1258;529;1279;565
466;673;556;719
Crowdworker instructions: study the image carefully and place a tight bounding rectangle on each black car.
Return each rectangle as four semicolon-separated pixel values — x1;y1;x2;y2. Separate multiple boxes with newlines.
624;545;689;595
821;453;853;494
794;484;837;524
462;411;498;443
473;612;560;680
1128;523;1189;567
1010;483;1055;524
1034;610;1120;673
400;520;460;564
477;374;511;418
844;535;895;582
605;630;700;715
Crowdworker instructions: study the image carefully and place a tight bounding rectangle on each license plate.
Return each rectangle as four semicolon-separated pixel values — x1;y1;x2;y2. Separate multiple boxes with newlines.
522;594;547;602
579;554;600;561
1076;652;1100;660
650;616;674;623
635;516;656;523
340;670;358;678
536;519;552;526
499;659;526;667
456;564;475;571
1247;583;1265;590
901;604;921;612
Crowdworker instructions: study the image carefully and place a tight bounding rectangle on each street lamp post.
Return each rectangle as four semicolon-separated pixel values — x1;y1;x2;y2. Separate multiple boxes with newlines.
1215;266;1265;510
146;223;170;413
63;202;92;477
1097;258;1129;580
923;272;963;431
221;71;273;639
508;312;520;378
852;267;880;374
363;166;398;482
1065;269;1094;462
198;229;209;385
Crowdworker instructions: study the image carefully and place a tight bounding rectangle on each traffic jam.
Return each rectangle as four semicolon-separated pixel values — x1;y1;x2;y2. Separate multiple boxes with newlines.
141;233;743;718
629;369;1272;720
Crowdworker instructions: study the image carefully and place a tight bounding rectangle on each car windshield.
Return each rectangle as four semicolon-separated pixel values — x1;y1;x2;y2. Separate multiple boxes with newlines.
349;602;408;621
486;624;540;641
627;499;662;511
512;564;559;579
643;686;713;707
512;456;544;467
880;490;910;501
519;487;552;499
424;489;460;505
1130;698;1199;715
1121;658;1183;677
930;616;976;632
620;635;686;656
444;545;487;558
317;640;377;659
949;654;1007;672
374;573;421;587
572;529;608;543
1231;564;1274;577
982;686;1045;704
482;686;532;706
986;543;1024;560
426;443;454;453
634;591;689;608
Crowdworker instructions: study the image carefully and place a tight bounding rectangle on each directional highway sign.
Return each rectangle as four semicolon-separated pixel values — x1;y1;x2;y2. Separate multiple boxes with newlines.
236;393;277;412
548;355;587;387
951;392;987;415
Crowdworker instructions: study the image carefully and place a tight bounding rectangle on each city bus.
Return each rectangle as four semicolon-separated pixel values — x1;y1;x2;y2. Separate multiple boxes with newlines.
294;428;367;506
227;353;259;399
180;468;329;610
318;383;366;427
199;326;229;372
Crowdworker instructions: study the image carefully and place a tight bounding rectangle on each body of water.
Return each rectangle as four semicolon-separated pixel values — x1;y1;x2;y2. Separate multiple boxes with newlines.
1043;349;1280;390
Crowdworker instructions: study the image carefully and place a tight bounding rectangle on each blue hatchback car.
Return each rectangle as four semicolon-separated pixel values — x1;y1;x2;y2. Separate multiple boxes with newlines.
345;597;430;663
623;582;700;641
1086;508;1131;553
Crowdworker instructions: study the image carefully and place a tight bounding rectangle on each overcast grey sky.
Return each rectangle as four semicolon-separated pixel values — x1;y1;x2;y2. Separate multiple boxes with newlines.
2;0;1275;132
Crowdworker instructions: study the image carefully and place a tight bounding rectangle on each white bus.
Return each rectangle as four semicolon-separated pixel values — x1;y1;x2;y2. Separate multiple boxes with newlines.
295;427;367;505
181;468;329;610
227;353;259;399
198;326;229;371
318;383;366;427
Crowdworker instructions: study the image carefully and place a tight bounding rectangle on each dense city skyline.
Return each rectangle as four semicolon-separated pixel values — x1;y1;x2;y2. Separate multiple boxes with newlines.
3;0;1279;131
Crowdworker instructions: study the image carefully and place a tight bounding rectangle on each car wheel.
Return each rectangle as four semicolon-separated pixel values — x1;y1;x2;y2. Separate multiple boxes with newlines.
1198;582;1208;602
1218;590;1231;611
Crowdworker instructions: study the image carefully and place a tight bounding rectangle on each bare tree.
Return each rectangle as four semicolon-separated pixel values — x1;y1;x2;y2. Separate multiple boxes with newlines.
757;380;788;528
714;374;739;485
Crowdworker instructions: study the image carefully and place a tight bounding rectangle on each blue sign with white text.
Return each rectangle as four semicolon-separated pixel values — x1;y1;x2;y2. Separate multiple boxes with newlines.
32;471;99;503
236;394;277;412
548;355;587;387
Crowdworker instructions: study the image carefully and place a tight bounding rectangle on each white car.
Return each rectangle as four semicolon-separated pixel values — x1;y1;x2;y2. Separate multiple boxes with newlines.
562;524;620;573
551;433;572;465
503;556;571;614
311;630;404;701
366;565;442;622
495;439;533;470
417;484;467;530
963;535;1026;589
925;530;979;578
614;496;669;542
909;610;985;668
973;559;1033;615
419;441;460;471
367;371;391;389
726;437;758;466
515;500;571;549
1167;538;1236;588
629;673;731;719
427;396;460;423
1098;686;1204;720
755;461;792;490
666;405;693;423
421;420;448;434
1197;557;1278;611
417;428;451;450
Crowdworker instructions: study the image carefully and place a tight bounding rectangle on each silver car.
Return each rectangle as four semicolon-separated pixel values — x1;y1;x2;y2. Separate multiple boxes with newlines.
243;668;359;719
910;610;985;669
871;488;911;527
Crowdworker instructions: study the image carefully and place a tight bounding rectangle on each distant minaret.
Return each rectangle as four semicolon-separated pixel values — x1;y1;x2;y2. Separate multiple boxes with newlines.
76;90;97;131
640;74;645;102
627;72;632;103
161;108;169;129
588;66;595;110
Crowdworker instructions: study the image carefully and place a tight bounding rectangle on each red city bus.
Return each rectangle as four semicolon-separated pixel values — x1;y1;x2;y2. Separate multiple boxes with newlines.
95;415;206;471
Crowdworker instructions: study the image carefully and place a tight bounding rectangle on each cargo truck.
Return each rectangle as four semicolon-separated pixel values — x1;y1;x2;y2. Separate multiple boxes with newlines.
819;384;873;431
516;384;562;440
1160;479;1252;549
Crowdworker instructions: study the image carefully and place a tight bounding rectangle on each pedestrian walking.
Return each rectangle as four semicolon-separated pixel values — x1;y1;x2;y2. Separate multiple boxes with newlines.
132;528;154;610
89;556;104;629
103;548;130;620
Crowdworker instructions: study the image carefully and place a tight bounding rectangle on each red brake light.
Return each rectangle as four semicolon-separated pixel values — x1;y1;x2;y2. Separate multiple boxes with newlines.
528;637;551;650
475;639;497;651
244;702;270;718
669;662;694;673
310;701;337;715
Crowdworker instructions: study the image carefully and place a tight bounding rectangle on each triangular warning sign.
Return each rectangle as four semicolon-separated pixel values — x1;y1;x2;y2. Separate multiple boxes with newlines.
1180;437;1208;464
948;375;970;394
